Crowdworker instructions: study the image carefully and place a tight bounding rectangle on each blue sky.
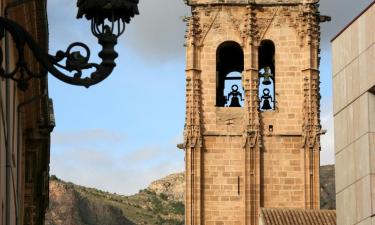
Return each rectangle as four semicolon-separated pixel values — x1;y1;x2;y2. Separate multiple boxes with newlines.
47;0;373;195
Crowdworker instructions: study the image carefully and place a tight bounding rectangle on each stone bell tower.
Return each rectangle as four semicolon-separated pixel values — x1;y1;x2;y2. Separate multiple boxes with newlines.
183;0;325;225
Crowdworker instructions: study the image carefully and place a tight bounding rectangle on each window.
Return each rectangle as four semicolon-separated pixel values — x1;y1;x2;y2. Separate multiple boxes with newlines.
216;41;244;107
258;40;275;111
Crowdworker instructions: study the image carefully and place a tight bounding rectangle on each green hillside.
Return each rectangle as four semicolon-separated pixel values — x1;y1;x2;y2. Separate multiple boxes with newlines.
45;176;184;225
46;165;335;225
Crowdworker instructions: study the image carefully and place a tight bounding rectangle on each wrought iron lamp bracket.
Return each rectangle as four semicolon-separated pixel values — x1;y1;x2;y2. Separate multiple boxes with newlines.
0;16;118;90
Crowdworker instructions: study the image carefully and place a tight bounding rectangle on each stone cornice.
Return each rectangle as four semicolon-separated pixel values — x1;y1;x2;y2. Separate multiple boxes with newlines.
186;0;318;7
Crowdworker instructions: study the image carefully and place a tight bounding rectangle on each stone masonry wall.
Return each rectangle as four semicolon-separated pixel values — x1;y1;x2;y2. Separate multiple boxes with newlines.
184;2;321;225
203;136;245;224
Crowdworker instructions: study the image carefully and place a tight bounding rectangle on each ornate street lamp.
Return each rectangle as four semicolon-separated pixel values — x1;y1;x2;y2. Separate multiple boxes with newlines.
0;0;139;90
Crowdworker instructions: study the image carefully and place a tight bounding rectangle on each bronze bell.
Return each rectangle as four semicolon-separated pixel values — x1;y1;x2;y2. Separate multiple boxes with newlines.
262;67;273;85
261;99;272;110
228;84;243;107
260;88;273;110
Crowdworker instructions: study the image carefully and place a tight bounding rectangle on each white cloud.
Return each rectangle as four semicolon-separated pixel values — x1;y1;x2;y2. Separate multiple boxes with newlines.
47;0;374;63
51;137;184;195
123;146;163;163
123;0;189;62
320;0;373;49
47;0;375;194
47;0;189;64
52;129;126;145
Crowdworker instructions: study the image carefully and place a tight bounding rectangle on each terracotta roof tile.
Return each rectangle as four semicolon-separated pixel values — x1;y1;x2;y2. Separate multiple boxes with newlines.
260;208;336;225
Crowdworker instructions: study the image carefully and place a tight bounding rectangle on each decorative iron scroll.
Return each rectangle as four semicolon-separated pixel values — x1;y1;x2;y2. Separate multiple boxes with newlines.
0;17;118;90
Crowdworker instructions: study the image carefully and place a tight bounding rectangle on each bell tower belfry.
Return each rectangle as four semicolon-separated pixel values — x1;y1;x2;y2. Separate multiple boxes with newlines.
183;0;324;225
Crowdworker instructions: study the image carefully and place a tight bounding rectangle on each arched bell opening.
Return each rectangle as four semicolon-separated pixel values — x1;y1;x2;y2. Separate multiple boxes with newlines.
258;40;276;111
216;41;244;107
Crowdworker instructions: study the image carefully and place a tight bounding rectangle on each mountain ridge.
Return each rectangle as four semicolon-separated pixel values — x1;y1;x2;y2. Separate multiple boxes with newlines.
46;165;335;225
